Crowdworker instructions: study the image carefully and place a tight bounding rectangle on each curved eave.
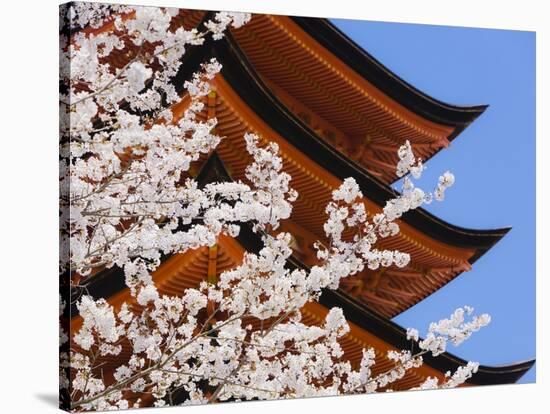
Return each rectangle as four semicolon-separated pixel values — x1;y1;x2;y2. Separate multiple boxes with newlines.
290;17;488;130
320;289;535;385
175;32;509;257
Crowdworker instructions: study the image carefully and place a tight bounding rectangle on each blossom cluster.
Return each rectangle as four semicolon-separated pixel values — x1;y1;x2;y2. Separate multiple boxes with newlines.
417;306;491;356
60;4;253;279
384;140;455;221
414;361;480;390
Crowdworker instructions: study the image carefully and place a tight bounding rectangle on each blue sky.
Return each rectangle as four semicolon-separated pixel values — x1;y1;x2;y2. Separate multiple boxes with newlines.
330;18;536;383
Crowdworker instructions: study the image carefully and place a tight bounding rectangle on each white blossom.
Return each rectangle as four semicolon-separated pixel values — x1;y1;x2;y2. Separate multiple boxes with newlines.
137;284;159;306
406;327;419;342
126;61;152;93
415;306;491;356
204;12;252;40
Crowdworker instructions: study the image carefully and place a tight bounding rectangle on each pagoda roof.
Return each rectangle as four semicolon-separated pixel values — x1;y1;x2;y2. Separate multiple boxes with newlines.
290;17;488;128
230;14;488;183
